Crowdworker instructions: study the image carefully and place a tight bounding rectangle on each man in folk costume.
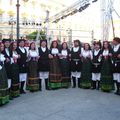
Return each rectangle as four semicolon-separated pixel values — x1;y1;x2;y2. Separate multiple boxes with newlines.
112;37;120;95
17;39;27;94
2;39;12;97
91;41;102;90
38;40;50;90
71;40;82;88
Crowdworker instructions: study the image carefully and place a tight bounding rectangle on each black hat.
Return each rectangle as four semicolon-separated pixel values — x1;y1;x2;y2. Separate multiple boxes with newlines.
18;39;25;43
2;39;11;43
113;37;120;43
40;39;47;45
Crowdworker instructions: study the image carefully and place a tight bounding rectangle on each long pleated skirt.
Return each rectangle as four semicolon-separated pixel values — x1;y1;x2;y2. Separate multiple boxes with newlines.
100;60;114;92
27;60;39;92
0;66;9;106
11;63;20;97
49;57;62;89
60;59;71;88
81;58;92;89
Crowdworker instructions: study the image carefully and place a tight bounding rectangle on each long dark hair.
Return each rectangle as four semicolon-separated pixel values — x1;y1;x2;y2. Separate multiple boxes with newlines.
83;43;91;50
29;42;36;50
50;40;59;49
102;41;112;52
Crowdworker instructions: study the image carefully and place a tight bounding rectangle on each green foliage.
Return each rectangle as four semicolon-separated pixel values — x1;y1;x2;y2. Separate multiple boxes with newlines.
26;30;46;40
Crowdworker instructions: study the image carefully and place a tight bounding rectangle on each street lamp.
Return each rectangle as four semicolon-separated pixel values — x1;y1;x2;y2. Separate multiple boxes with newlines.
16;0;20;40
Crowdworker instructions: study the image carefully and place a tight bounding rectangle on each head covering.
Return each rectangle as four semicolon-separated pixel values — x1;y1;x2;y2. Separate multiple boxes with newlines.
18;39;25;43
113;37;120;43
40;39;47;45
2;39;11;43
74;39;81;46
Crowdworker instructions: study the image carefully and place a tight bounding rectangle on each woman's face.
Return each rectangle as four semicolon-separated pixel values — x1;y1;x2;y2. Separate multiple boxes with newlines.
74;41;79;47
31;43;35;50
13;42;17;50
103;42;109;49
0;43;4;52
63;43;67;49
53;42;57;48
84;43;89;50
41;41;46;47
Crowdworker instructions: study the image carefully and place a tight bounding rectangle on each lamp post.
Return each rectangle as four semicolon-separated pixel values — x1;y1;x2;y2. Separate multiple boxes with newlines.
16;0;20;40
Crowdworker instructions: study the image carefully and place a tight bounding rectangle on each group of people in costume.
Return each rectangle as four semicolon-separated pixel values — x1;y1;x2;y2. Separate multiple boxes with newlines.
0;37;120;106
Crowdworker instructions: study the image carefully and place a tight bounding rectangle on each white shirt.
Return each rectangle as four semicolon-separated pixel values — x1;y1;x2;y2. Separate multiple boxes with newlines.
73;47;79;52
113;44;120;52
61;50;68;56
19;46;25;53
0;53;5;70
82;49;93;59
5;48;10;56
102;49;109;56
94;49;100;56
41;47;46;52
51;48;59;55
29;50;39;57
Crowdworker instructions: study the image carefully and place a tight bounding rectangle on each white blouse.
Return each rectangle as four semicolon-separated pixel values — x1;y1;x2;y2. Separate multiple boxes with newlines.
102;50;109;56
0;53;5;70
51;48;59;55
73;47;79;52
82;49;93;59
29;50;39;57
61;50;68;56
113;44;120;52
19;47;25;53
5;48;10;56
94;49;100;56
41;47;46;52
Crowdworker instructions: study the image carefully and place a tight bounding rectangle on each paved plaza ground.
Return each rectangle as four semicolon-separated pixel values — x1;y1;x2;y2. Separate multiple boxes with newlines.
0;88;120;120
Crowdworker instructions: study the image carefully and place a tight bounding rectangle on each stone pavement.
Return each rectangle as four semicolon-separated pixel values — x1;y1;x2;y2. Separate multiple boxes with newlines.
0;88;120;120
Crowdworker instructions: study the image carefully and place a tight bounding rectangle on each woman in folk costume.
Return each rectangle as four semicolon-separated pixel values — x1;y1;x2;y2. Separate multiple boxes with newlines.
2;39;12;96
38;40;50;90
71;40;82;88
10;42;20;97
100;41;114;92
0;42;9;106
112;37;120;95
27;42;39;92
81;43;93;89
59;42;71;88
49;40;62;89
17;39;27;94
91;41;102;90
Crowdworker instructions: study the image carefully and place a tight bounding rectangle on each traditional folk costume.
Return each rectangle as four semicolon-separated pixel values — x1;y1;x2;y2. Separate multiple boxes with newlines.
38;43;50;90
27;49;39;92
91;49;102;90
81;49;92;89
49;46;62;89
112;43;120;95
2;39;12;98
100;49;114;92
71;46;82;88
60;48;71;88
17;42;27;94
10;50;20;97
0;53;9;105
